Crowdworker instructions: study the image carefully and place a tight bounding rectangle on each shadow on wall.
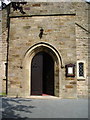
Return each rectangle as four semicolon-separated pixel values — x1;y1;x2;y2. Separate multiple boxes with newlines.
2;97;36;120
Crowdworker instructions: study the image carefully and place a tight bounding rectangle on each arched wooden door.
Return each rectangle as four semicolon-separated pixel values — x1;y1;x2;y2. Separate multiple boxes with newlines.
31;52;54;96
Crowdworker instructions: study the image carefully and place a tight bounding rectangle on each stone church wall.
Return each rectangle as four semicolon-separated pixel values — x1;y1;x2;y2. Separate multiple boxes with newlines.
1;2;89;98
0;10;2;94
8;15;76;97
0;8;8;94
75;2;88;98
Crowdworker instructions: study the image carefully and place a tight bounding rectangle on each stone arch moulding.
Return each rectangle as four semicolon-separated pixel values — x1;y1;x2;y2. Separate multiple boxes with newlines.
22;42;63;97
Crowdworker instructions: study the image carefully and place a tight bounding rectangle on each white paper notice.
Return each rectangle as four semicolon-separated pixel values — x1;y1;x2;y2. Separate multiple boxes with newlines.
68;67;73;74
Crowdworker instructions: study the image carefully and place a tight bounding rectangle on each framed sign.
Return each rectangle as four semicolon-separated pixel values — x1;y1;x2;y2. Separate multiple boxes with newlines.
65;63;75;77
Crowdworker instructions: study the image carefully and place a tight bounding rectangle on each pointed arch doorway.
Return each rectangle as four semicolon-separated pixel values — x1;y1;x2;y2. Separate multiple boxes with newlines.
31;51;54;96
23;42;62;97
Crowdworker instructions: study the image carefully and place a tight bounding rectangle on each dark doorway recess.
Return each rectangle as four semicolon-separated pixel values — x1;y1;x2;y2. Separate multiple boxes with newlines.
31;52;54;96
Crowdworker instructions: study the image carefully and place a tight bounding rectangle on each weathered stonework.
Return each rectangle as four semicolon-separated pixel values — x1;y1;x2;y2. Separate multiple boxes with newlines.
1;2;89;98
75;2;89;98
0;10;2;94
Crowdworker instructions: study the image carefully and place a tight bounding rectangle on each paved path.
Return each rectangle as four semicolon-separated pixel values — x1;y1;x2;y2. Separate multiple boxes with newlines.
0;97;88;119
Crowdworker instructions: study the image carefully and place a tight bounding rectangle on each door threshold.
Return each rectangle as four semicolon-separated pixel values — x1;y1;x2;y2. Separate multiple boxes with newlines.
28;95;59;99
